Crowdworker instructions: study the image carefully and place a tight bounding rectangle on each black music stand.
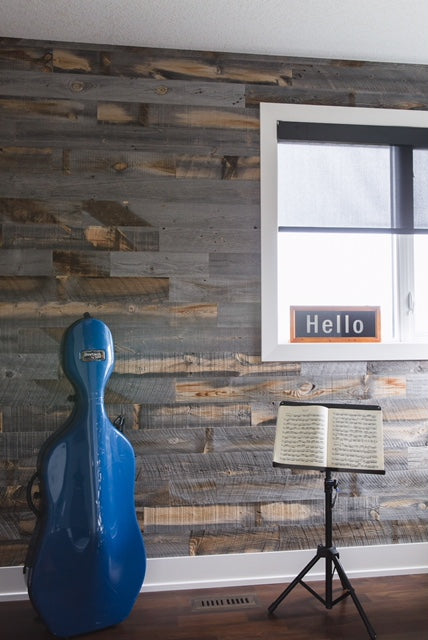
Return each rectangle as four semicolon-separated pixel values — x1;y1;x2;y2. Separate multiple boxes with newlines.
268;468;377;640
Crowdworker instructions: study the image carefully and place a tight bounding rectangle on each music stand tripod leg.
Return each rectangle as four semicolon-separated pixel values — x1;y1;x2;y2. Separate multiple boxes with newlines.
331;554;377;640
268;549;322;614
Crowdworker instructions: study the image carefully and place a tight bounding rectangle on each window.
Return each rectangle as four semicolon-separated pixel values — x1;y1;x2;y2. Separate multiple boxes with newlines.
260;103;428;361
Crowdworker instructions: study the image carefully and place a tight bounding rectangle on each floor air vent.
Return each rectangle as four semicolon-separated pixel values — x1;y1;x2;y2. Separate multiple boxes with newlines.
192;594;259;611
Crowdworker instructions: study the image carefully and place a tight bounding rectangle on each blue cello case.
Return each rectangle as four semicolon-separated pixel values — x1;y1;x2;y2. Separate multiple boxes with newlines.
25;314;146;637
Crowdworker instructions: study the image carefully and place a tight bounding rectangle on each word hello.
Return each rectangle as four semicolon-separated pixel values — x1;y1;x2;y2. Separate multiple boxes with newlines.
291;307;380;342
307;313;363;336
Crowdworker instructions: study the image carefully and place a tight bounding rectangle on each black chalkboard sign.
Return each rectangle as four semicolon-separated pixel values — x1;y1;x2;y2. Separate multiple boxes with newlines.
290;306;381;342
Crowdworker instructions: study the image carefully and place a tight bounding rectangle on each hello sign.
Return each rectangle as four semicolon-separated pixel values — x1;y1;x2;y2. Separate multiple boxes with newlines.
290;306;381;343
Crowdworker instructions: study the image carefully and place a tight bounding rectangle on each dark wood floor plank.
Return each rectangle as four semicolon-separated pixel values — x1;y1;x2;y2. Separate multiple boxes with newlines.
0;574;426;640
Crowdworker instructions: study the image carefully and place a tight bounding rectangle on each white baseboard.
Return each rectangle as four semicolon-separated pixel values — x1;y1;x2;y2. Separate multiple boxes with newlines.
1;542;427;602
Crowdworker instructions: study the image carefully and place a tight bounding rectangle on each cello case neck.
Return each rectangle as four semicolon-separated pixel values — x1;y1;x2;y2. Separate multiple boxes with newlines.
62;313;114;406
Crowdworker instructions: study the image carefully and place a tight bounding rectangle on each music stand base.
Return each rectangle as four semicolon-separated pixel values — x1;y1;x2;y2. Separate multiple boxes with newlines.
268;472;376;640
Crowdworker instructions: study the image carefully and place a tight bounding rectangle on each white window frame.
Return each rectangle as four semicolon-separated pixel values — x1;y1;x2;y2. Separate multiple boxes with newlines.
260;102;428;361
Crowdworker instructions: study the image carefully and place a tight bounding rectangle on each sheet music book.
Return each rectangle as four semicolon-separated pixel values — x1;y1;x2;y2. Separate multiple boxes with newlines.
273;401;385;474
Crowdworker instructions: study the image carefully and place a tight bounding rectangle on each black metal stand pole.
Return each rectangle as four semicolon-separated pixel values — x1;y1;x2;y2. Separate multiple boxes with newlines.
268;469;377;640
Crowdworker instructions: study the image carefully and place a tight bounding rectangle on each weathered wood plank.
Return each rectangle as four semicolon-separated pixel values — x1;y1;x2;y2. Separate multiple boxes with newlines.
175;375;368;404
0;541;30;567
81;199;153;226
0;45;53;72
0;119;260;154
209;252;260;279
0;69;246;107
44;150;259;183
97;103;259;131
0;406;71;433
0;379;71;406
0;249;52;276
217;302;260;328
384;421;428;448
160;228;260;253
52;48;99;73
144;504;256;528
113;323;262;354
175;154;259;180
125;200;261;230
0;170;260;201
53;250;110;276
0;96;95;125
368;360;428;375
380;398;428;421
169;277;261;304
56;276;169;302
96;47;296;84
0;276;56;301
408;445;428;468
137;451;274;481
0;354;59;380
142;531;192;558
379;497;428;521
259;498;379;525
245;84;428;111
110;250;207;277
137;403;252;429
0;146;62;173
1;222;158;251
115;353;297;377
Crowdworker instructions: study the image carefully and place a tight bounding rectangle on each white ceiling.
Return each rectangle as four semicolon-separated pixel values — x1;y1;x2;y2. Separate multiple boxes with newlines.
1;0;428;65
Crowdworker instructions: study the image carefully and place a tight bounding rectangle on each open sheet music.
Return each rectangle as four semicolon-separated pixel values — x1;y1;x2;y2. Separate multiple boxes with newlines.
273;401;385;474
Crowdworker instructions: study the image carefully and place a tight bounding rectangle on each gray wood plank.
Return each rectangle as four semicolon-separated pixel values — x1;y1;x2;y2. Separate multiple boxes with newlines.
0;69;246;106
0;249;52;276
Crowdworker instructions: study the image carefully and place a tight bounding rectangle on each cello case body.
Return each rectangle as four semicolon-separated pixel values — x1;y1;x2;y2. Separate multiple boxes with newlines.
25;314;146;637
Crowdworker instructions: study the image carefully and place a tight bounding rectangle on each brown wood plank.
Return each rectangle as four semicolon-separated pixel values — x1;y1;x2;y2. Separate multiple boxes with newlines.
97;103;259;131
97;46;296;84
175;375;368;403
0;45;53;71
1;222;159;250
0;96;95;124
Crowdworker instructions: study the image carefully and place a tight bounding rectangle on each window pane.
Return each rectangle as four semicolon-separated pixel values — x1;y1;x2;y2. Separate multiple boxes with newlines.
414;149;428;229
414;235;428;337
278;142;391;228
278;232;394;343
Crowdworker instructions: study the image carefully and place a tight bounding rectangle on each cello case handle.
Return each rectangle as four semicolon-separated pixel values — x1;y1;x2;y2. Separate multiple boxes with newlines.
26;472;42;517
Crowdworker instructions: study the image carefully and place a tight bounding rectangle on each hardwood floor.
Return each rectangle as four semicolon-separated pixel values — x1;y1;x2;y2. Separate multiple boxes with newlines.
1;573;427;639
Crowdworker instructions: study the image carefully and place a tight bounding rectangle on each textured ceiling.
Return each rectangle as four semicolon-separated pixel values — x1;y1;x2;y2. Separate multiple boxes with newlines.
1;0;428;65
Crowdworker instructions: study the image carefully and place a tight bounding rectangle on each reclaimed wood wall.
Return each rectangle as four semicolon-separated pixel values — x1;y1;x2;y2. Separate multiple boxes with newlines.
0;37;428;567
